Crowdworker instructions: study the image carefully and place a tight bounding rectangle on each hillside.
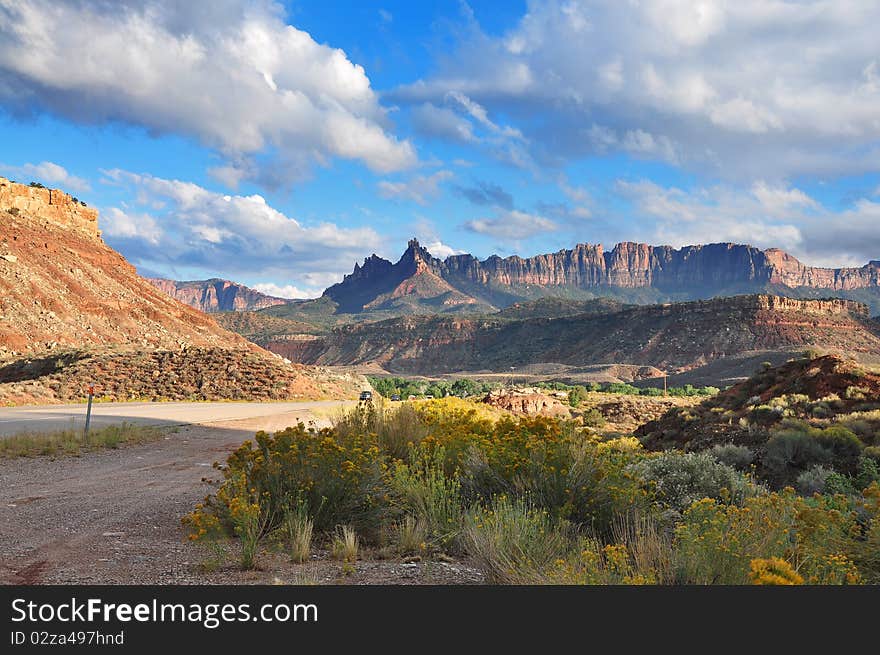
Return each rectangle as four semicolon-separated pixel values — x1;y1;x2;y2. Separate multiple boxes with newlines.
636;355;880;489
147;277;289;312
322;238;880;315
495;297;626;320
0;177;362;403
269;295;880;384
0;347;363;405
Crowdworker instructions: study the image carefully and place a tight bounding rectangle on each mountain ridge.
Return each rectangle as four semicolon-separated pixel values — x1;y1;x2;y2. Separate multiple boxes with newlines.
147;277;289;313
323;238;880;315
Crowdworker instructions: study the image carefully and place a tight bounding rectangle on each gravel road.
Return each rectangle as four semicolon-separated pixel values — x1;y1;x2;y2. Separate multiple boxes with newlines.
0;405;341;584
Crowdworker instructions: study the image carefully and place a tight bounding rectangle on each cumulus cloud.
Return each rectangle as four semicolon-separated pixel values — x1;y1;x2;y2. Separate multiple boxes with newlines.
463;209;557;241
0;0;416;188
102;207;163;245
615;178;880;267
420;239;465;259
377;170;453;205
0;160;90;192
99;169;383;288
393;0;880;179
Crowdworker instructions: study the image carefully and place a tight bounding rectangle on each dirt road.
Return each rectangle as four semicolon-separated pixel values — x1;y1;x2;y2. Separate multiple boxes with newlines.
0;400;346;436
0;404;346;584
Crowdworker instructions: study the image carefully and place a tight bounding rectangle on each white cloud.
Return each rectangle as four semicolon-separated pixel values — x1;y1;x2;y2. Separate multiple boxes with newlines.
0;1;416;187
464;209;557;241
0;160;90;192
615;177;880;267
751;181;818;216
378;170;453;205
252;282;318;299
410;103;477;143
102;207;162;245
99;169;384;288
558;177;591;205
420;239;465;259
394;0;880;178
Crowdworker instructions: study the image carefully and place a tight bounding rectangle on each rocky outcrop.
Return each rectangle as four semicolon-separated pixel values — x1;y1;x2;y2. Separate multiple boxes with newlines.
483;390;571;418
147;278;288;313
0;177;98;238
323;239;880;314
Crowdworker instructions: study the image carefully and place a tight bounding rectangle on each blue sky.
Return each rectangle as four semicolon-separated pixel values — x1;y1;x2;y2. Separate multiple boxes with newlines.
1;0;879;298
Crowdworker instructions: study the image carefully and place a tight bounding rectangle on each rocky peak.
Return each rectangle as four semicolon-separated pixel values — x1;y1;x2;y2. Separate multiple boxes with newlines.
398;238;437;273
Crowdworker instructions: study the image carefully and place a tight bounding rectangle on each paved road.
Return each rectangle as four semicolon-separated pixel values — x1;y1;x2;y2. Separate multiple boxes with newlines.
0;400;349;436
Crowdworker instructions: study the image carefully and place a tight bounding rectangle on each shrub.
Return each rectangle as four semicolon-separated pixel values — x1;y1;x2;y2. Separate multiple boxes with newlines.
709;443;755;471
389;445;463;551
812;427;863;474
225;473;267;570
580;407;606;428
749;557;803;585
457;417;645;533
845;386;869;401
866;446;880;464
461;496;572;584
796;466;833;496
762;429;831;487
212;424;388;537
629;451;758;513
567;386;588;407
334;401;427;461
673;493;800;584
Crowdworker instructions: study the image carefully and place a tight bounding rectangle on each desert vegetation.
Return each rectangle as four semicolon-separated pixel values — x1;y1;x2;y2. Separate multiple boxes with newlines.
185;382;880;584
0;422;165;458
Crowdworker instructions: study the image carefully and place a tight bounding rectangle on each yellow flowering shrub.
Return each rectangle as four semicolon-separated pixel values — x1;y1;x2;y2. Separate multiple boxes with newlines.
674;492;801;584
198;423;388;537
449;416;645;532
749;557;803;585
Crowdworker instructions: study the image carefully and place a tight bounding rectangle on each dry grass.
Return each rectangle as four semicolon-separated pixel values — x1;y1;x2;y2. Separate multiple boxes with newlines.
283;504;314;564
395;515;428;555
0;422;166;459
331;525;359;562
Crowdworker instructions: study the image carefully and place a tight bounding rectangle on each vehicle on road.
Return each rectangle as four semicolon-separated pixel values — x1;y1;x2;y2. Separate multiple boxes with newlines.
390;394;401;401
359;390;373;402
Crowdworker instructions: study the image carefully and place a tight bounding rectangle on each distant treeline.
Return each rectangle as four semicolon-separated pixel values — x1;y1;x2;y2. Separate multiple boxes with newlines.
535;380;721;398
367;376;498;399
367;376;719;400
